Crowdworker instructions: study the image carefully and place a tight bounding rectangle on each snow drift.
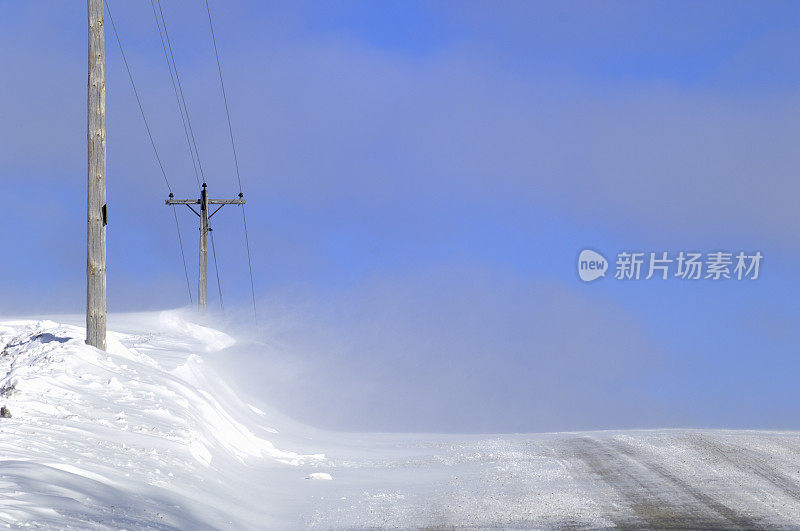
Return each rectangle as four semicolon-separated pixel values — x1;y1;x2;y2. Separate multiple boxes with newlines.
0;312;326;528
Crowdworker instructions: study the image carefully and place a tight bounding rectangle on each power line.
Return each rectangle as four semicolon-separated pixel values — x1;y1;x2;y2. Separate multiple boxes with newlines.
106;1;193;306
205;0;258;321
105;1;172;194
149;0;200;188
209;227;224;312
204;0;241;193
240;207;257;321
172;205;193;304
155;0;207;184
109;1;254;315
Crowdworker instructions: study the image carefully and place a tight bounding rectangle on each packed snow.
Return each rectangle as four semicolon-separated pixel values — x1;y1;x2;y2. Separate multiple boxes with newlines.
0;311;799;529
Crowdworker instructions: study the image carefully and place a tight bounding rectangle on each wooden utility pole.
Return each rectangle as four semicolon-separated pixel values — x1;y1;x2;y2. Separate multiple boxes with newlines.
87;0;107;350
199;183;209;309
166;183;244;312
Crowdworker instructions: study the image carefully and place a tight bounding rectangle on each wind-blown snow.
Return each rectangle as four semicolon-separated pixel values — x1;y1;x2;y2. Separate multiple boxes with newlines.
2;312;800;529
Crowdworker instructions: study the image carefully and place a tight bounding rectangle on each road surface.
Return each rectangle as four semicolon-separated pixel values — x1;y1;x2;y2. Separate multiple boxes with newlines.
302;429;800;529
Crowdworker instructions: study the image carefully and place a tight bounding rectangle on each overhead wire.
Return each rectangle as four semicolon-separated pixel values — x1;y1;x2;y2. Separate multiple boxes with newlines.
205;0;258;321
205;0;241;192
155;0;207;185
106;1;193;305
105;1;171;194
209;227;224;312
172;206;194;305
149;0;200;188
108;1;256;314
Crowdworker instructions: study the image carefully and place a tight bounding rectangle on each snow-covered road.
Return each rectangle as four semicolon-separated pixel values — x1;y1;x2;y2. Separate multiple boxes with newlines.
309;429;800;528
0;313;798;529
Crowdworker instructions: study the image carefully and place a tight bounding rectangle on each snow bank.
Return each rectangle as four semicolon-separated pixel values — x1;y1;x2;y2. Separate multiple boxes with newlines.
0;312;326;528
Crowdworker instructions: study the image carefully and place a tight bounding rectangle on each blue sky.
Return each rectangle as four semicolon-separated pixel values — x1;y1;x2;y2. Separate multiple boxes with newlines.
1;1;799;433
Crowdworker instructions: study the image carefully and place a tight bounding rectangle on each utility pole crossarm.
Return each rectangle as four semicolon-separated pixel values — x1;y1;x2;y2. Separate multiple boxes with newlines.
209;198;245;205
165;198;200;205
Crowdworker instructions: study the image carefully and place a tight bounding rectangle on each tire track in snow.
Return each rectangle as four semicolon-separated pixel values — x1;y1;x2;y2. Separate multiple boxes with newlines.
686;433;800;502
566;436;765;529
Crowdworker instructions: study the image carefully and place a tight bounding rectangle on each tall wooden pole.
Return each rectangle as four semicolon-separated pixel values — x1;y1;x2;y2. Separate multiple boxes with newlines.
199;182;209;312
87;0;107;350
